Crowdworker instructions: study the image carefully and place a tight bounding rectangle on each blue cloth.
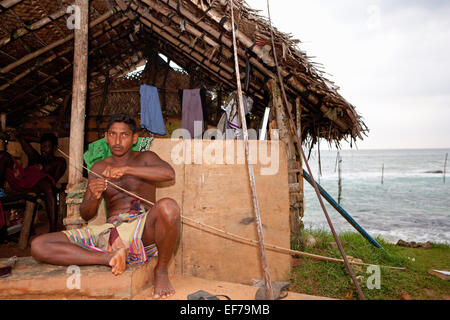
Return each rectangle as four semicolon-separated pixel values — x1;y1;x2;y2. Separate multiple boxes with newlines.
140;85;166;135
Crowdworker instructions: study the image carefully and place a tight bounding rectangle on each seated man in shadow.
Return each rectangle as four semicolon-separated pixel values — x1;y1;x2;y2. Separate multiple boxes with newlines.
0;132;67;233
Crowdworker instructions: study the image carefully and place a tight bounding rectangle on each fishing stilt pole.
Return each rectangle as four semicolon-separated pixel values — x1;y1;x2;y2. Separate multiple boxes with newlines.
266;0;366;300
229;0;274;300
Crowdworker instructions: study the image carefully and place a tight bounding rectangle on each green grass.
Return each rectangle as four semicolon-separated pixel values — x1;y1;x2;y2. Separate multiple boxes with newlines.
290;228;450;300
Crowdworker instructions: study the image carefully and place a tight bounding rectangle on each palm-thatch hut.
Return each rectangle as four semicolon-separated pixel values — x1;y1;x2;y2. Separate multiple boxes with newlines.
0;0;368;289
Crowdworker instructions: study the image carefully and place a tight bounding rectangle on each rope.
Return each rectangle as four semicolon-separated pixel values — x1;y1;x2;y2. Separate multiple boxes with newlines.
57;149;405;272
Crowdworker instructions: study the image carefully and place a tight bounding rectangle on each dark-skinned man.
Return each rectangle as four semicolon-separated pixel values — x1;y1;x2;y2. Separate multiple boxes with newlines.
30;114;181;299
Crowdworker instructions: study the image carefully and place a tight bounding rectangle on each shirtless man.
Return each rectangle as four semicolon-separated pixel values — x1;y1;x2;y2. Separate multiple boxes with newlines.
31;114;181;299
0;132;66;232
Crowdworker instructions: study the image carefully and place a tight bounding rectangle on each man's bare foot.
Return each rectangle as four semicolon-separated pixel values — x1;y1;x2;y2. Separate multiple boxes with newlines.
152;266;175;299
108;248;127;276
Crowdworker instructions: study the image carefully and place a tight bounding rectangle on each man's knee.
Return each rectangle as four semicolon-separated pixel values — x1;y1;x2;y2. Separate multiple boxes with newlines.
30;235;47;261
155;198;180;224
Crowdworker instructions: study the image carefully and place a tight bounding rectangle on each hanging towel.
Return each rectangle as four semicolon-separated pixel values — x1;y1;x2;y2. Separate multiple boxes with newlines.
140;85;166;135
83;137;154;170
182;89;204;139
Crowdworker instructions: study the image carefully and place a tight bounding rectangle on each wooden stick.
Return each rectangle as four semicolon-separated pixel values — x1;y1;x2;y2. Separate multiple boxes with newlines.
229;0;274;300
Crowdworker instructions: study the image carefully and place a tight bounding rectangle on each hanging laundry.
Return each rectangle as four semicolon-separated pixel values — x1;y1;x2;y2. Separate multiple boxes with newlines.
140;84;166;135
182;88;204;139
217;91;254;139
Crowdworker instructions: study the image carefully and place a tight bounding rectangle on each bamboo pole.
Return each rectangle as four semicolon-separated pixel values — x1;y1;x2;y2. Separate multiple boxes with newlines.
66;0;89;230
0;7;116;74
229;0;273;300
381;163;384;185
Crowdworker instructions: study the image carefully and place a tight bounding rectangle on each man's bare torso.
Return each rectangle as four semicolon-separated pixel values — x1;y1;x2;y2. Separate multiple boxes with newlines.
93;151;156;217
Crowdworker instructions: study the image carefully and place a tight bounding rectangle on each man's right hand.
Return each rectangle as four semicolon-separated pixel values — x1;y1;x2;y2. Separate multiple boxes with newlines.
88;178;107;200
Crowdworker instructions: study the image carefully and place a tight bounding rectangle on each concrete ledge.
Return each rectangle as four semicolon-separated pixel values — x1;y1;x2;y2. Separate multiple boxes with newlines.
0;256;161;299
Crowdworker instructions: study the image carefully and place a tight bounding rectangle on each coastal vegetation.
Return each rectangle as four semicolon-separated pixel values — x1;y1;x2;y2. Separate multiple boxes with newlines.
290;229;450;300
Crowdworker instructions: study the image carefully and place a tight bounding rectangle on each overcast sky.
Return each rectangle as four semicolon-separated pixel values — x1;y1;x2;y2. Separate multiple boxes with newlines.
245;0;450;149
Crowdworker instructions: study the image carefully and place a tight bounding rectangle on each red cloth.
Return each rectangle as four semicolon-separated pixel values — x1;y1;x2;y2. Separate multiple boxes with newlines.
5;157;55;192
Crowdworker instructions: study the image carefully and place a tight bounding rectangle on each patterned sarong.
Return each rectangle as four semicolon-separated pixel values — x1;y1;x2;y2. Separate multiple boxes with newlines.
62;208;158;265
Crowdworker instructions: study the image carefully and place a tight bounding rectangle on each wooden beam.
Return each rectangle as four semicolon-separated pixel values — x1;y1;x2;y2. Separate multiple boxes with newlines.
66;0;89;229
0;7;67;48
135;3;268;101
0;7;117;74
0;0;22;12
0;15;128;92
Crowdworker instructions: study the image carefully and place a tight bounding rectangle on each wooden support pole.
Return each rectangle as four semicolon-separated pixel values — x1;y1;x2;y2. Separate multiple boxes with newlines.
268;79;301;239
295;97;304;220
66;0;89;230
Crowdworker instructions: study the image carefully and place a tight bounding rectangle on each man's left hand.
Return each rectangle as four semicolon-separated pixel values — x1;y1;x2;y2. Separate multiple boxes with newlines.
102;166;129;179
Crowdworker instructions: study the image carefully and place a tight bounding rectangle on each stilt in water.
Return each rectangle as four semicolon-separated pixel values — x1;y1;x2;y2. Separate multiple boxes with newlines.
337;153;342;204
381;163;384;185
444;153;448;184
334;152;342;204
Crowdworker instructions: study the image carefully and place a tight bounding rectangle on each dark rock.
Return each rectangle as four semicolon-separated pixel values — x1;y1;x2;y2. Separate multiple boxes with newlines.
396;239;433;249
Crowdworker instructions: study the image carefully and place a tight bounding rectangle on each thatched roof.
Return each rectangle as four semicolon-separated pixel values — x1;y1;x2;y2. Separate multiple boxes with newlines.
0;0;367;145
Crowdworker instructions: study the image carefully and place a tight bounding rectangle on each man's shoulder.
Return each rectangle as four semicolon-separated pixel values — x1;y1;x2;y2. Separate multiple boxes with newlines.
91;158;108;171
135;150;159;160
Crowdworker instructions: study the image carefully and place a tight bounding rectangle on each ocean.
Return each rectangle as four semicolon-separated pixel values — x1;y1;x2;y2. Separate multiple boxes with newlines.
302;148;450;244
